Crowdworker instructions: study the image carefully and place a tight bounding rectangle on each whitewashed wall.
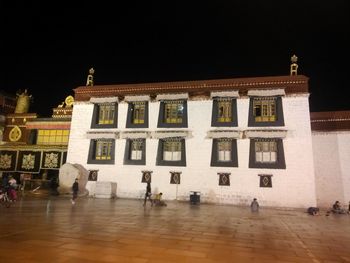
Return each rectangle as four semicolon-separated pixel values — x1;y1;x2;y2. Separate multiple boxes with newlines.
67;94;317;208
312;132;350;208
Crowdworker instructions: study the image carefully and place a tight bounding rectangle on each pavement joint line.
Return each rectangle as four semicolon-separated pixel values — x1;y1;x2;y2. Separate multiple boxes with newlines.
280;217;321;263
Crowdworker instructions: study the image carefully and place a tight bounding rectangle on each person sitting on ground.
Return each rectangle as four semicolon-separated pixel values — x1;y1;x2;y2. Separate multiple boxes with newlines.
153;192;167;206
331;201;347;214
307;207;320;216
250;198;259;212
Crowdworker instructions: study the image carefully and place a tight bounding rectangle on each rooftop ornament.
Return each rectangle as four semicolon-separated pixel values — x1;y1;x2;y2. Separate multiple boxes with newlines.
86;67;95;86
290;54;298;76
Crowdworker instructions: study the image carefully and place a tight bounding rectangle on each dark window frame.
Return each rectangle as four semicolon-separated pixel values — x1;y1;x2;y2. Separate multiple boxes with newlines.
126;101;149;128
249;138;286;169
87;139;115;164
91;103;118;129
248;96;284;127
157;100;188;128
123;138;146;165
156;138;186;166
211;138;238;167
211;98;238;127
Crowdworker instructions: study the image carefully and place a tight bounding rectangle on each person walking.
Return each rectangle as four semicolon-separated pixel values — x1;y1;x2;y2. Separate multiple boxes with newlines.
250;198;259;212
71;178;79;205
143;182;152;206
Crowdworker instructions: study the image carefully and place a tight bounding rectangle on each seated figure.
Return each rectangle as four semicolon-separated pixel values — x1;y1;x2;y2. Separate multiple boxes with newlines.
153;192;167;206
331;201;347;214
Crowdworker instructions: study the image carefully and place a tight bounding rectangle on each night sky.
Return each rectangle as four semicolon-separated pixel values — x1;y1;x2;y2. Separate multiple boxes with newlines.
2;1;349;117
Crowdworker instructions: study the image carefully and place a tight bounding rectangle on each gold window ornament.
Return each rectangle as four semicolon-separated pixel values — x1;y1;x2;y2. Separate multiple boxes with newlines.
164;100;183;124
9;126;22;142
131;102;145;124
98;104;115;125
217;99;232;122
253;97;277;122
95;140;113;160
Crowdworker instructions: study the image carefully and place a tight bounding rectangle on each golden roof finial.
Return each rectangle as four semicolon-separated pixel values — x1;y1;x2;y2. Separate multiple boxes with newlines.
86;67;95;86
290;55;298;76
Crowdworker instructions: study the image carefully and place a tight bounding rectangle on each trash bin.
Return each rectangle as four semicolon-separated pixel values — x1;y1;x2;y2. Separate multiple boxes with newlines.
190;191;200;205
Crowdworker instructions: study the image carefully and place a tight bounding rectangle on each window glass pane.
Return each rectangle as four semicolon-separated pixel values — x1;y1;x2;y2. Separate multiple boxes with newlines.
98;104;115;125
253;98;277;122
255;139;277;163
164;101;183;123
163;140;181;161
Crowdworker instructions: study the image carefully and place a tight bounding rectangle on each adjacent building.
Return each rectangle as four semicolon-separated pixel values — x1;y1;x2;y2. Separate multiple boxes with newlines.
311;111;350;207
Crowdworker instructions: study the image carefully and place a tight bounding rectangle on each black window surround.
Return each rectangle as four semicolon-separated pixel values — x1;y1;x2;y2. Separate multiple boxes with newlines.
157;100;188;128
90;103;118;129
248;96;284;127
211;98;238;127
249;138;286;169
126;101;149;128
156;138;186;166
210;139;238;167
87;139;115;164
123;139;146;165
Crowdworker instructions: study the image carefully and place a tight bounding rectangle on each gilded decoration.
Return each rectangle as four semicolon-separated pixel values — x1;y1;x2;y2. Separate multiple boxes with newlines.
65;95;74;107
44;152;59;168
0;154;12;169
9;126;22;142
22;153;35;170
15;89;32;113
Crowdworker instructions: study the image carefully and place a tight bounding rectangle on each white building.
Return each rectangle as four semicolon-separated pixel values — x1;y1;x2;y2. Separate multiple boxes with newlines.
67;73;318;208
311;111;350;208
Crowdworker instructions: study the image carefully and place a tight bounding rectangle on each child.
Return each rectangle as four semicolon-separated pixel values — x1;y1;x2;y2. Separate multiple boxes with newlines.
71;179;79;205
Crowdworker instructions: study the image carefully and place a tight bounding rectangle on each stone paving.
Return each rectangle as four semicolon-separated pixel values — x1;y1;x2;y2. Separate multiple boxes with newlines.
1;195;350;263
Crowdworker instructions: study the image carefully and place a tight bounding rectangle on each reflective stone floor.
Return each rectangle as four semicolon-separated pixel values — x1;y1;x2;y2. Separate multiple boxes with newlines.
1;196;350;262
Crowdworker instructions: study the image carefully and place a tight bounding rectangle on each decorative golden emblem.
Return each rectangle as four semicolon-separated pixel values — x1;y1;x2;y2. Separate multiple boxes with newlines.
9;126;22;142
65;95;74;107
44;153;59;168
22;154;35;170
0;154;12;169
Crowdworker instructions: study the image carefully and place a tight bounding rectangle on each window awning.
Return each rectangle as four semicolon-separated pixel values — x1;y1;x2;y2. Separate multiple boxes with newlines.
245;129;287;138
86;131;119;139
210;90;239;98
206;130;241;139
156;93;189;101
124;95;150;102
89;97;119;103
151;130;192;139
247;89;285;97
120;131;150;139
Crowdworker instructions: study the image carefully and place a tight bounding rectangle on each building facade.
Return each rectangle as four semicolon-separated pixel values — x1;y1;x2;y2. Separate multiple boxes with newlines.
0;94;73;187
311;111;350;207
67;74;317;208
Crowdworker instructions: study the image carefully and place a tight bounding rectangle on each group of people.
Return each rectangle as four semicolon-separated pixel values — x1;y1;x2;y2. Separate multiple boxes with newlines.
307;200;350;216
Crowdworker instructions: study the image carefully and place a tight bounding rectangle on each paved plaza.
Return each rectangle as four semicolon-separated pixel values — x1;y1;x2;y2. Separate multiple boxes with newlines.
1;195;350;263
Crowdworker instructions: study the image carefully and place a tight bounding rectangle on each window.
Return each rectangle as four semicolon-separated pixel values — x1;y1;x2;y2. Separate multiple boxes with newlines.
91;103;118;128
211;139;238;167
211;98;238;127
37;130;70;145
156;138;186;166
87;139;115;164
249;139;285;169
248;97;284;127
158;100;188;128
124;139;146;165
126;101;148;128
255;140;277;163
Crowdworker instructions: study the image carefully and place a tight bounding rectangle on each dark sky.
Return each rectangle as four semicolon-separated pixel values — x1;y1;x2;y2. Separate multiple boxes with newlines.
2;1;349;117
